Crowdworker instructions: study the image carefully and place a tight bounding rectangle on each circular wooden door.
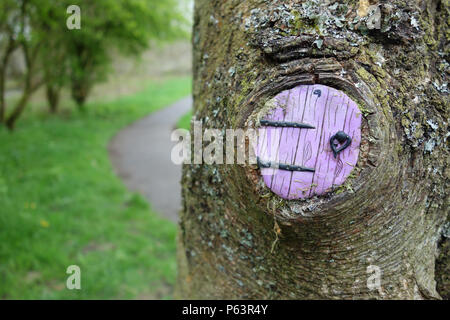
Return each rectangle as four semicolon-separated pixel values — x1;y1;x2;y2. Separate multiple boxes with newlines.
256;84;362;200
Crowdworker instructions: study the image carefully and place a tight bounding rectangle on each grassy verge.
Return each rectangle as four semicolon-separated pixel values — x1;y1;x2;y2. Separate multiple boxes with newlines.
0;77;191;299
176;110;192;130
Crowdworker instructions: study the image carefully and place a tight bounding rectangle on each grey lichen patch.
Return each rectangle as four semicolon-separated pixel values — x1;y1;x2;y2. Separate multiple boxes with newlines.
365;5;382;30
248;96;283;129
334;169;358;195
424;138;437;154
245;1;424;60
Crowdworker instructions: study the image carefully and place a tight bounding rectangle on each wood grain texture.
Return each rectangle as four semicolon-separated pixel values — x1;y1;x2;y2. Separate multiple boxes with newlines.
257;84;361;199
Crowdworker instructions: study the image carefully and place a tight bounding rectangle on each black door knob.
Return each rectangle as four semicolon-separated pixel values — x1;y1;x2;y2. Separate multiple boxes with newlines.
330;131;352;158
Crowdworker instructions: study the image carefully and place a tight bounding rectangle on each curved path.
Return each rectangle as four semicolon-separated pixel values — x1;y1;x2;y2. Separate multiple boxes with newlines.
108;96;192;222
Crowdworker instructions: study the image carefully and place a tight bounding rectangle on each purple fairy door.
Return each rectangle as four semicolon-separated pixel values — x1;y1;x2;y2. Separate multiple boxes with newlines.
255;84;362;200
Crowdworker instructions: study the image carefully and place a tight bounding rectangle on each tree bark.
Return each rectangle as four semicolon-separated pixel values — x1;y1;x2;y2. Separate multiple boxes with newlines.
46;83;61;114
0;38;16;124
70;43;93;110
5;43;43;130
177;0;449;300
0;66;6;124
71;79;89;110
5;90;31;130
4;1;43;130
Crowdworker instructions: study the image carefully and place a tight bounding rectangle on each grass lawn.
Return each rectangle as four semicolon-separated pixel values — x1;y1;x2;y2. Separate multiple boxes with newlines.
176;110;192;130
0;76;191;299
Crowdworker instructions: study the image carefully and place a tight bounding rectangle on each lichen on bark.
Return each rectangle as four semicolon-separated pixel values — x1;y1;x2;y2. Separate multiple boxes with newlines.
177;0;449;299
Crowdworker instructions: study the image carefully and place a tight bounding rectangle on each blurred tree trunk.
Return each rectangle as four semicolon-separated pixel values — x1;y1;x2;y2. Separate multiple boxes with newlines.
0;64;6;124
71;79;90;110
70;43;93;111
46;83;61;114
176;0;448;299
6;43;43;130
0;38;16;124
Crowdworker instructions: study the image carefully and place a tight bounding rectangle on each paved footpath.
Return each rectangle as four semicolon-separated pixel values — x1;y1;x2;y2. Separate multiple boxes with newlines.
108;96;192;222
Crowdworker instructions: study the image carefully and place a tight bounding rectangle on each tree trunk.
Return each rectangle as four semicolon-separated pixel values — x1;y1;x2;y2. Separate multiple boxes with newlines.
46;83;60;114
177;0;449;300
71;79;89;110
5;43;43;130
5;89;32;130
0;39;16;124
0;66;6;124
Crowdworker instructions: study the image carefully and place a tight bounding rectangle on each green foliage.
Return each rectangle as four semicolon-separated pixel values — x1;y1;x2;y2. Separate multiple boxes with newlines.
61;0;189;106
1;0;190;127
0;76;191;299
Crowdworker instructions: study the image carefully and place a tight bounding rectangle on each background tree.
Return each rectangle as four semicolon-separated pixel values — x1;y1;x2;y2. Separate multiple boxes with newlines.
0;0;20;124
63;0;187;109
0;0;68;128
0;0;188;128
40;4;69;114
4;0;47;130
177;0;449;299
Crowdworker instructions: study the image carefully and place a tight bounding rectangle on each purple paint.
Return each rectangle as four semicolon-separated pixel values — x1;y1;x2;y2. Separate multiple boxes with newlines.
256;84;362;200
